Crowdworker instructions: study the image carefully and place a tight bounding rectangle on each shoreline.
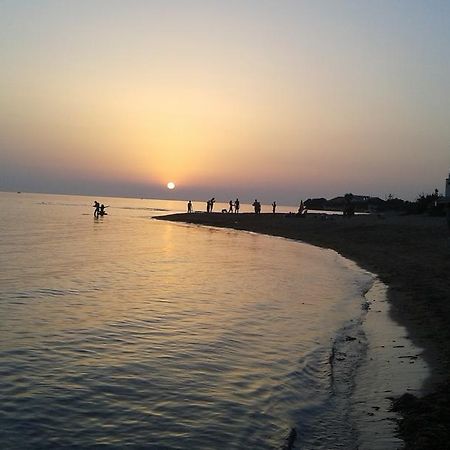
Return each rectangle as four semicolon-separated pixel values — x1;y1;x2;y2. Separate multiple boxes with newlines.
352;278;429;449
156;212;450;448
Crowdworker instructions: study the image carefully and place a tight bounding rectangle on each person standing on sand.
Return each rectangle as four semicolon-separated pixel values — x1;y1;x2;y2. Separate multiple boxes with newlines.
229;200;233;213
206;200;210;213
272;201;277;214
234;198;240;213
187;200;193;213
252;199;261;214
210;197;216;212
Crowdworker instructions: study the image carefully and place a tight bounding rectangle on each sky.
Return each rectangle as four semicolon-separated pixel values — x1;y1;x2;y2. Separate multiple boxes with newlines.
1;0;449;203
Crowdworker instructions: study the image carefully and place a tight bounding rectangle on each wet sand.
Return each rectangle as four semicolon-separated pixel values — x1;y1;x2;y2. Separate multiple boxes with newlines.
156;211;450;448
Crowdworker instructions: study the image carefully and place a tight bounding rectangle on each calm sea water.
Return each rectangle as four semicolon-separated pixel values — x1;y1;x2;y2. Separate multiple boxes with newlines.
0;192;375;449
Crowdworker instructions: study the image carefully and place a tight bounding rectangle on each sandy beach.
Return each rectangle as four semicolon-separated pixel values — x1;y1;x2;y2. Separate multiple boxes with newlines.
157;211;450;448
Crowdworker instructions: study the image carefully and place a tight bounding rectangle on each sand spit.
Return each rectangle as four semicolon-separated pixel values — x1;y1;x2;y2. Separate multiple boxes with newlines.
156;212;450;448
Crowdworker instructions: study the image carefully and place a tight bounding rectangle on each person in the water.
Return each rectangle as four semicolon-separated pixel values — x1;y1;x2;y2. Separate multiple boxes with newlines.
99;204;108;216
93;201;100;218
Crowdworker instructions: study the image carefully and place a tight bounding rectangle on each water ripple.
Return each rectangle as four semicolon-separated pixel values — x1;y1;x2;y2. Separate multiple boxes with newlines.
0;194;375;449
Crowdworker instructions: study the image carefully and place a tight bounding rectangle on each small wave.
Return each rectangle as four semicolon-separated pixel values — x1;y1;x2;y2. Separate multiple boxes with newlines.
35;201;88;207
117;206;171;212
12;288;80;300
329;318;368;396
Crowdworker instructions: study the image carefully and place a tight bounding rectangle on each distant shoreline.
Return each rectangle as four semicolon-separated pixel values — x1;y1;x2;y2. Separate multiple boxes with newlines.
156;211;450;448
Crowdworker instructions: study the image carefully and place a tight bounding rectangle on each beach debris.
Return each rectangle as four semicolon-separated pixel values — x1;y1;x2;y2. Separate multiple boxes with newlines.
281;428;297;450
362;301;371;310
391;393;418;412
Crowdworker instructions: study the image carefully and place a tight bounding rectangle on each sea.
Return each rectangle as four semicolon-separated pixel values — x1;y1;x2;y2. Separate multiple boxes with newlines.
0;192;429;449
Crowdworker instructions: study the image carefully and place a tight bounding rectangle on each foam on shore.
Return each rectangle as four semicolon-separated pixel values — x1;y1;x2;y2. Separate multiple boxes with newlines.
351;280;429;448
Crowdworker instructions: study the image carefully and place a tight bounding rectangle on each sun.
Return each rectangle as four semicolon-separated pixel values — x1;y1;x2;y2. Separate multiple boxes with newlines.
167;181;176;190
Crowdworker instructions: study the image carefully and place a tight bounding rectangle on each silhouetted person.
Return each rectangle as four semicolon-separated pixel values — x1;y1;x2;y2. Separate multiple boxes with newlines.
229;200;233;213
187;200;193;213
206;200;210;213
210;197;216;212
252;199;261;214
93;201;100;218
298;200;304;215
99;204;108;216
272;201;277;214
234;198;240;214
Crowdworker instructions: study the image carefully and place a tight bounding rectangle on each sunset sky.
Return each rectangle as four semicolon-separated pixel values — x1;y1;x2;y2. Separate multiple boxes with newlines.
1;1;449;203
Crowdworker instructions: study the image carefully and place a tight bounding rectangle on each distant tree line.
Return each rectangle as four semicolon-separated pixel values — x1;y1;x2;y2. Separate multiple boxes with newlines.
304;189;447;215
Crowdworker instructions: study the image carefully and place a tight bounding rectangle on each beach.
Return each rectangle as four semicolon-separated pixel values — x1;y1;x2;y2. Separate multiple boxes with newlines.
157;211;450;448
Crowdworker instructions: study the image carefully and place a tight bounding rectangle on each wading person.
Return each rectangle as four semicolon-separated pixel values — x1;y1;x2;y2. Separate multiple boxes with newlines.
93;201;100;218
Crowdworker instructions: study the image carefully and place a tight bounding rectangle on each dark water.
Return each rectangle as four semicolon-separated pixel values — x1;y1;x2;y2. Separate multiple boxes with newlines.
0;192;376;449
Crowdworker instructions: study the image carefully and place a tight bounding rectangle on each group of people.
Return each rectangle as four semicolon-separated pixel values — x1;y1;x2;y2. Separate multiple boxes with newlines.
206;197;216;213
93;201;108;218
252;199;262;214
227;198;240;213
187;198;241;214
186;198;306;215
